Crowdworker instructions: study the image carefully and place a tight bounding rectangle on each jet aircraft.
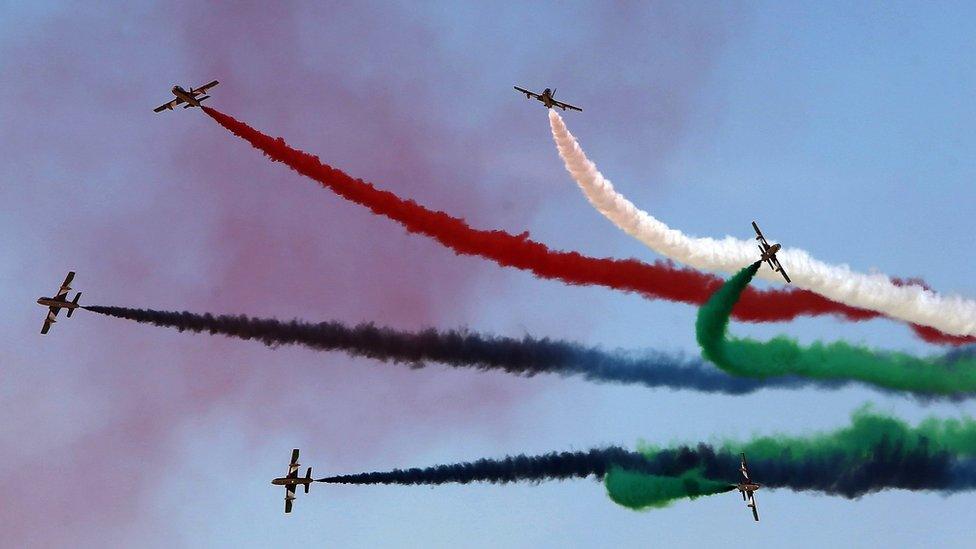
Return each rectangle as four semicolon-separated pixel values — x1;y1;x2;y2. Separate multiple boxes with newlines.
153;80;219;112
513;86;582;111
271;449;315;513
752;220;791;283
36;271;82;334
736;453;762;521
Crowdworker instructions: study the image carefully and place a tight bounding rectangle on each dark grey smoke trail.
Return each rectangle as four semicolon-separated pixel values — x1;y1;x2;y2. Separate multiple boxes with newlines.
320;441;976;498
321;447;654;485
85;305;837;394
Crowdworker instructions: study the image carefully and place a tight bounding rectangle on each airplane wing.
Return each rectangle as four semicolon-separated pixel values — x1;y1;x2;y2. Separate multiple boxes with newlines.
514;86;542;99
771;257;791;283
41;307;59;334
154;97;184;113
54;271;75;300
553;100;583;112
751;221;770;247
748;492;760;521
285;486;295;513
287;448;301;477
191;80;219;96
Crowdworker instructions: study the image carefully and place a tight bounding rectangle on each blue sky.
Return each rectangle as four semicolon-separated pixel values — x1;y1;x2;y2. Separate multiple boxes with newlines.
2;2;975;547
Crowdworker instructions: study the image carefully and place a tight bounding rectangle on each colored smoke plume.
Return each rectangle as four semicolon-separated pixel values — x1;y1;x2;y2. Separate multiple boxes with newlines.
695;263;976;396
549;109;976;344
322;409;976;509
84;304;838;394
201;107;958;339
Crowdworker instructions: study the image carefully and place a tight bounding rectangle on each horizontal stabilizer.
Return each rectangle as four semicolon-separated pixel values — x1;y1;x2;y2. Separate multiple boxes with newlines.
67;293;81;317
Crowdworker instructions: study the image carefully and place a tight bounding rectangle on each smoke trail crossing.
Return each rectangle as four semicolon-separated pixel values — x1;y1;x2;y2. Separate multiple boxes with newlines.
202;107;919;329
84;304;846;394
321;443;973;497
605;469;735;510
695;263;976;396
549;109;976;344
322;409;976;510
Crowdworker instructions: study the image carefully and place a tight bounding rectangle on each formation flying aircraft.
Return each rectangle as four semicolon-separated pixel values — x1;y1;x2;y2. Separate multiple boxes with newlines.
153;80;219;113
513;86;582;111
752;221;791;283
736;453;762;521
271;449;315;513
36;271;82;334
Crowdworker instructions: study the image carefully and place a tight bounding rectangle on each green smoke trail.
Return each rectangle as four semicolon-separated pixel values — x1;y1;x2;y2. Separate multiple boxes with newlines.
695;262;976;395
605;407;976;510
732;405;976;461
605;468;734;510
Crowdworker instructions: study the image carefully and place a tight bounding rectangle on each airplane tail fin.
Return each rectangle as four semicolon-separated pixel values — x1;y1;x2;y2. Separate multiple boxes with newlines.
304;467;312;493
66;293;81;317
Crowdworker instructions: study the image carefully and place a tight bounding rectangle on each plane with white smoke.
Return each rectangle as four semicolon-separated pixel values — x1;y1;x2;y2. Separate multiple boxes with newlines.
549;109;976;338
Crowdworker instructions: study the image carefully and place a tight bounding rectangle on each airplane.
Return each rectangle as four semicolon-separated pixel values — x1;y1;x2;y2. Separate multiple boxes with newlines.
735;452;762;522
513;86;582;111
752;220;791;283
36;271;82;335
153;80;219;112
271;449;314;513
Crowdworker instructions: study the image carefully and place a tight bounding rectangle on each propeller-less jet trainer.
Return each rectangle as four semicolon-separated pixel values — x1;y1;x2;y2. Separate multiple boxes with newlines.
271;449;315;514
514;86;582;112
752;220;791;283
153;80;219;113
36;271;82;334
735;453;762;522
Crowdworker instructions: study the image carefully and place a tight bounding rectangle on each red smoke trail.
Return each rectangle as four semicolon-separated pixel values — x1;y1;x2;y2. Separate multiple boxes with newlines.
201;107;973;346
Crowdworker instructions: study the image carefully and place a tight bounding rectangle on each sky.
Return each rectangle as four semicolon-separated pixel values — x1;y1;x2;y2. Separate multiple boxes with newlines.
2;1;976;547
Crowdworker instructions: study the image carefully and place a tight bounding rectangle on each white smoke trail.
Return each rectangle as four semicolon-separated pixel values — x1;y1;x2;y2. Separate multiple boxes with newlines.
549;109;976;337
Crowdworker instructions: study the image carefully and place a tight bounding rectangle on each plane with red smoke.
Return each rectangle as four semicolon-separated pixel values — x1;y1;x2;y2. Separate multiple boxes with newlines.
735;452;762;521
752;221;791;283
271;449;315;513
514;86;582;111
36;271;82;334
153;80;219;112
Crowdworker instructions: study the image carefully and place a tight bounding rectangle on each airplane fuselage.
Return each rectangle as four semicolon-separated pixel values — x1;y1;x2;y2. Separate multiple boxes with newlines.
272;477;313;486
36;297;79;309
540;88;555;108
737;482;761;493
172;86;201;107
760;243;781;262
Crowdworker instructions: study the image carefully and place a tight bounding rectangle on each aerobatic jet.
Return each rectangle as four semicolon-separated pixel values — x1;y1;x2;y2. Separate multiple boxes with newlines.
271;449;315;513
36;271;82;335
513;86;582;111
735;453;762;522
752;220;791;283
153;80;219;112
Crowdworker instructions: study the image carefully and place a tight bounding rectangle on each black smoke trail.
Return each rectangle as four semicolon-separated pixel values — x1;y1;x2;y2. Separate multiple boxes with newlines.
321;409;976;509
321;447;656;485
84;305;838;394
319;441;973;498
